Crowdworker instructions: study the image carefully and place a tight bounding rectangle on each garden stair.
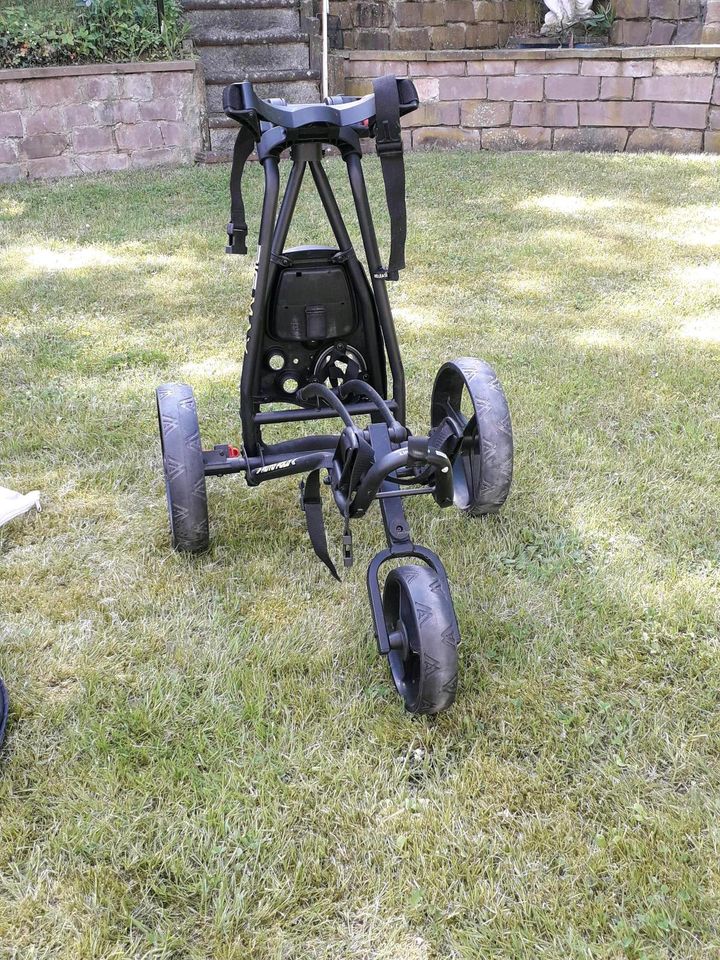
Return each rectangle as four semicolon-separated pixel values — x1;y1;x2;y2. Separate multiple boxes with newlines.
181;0;321;157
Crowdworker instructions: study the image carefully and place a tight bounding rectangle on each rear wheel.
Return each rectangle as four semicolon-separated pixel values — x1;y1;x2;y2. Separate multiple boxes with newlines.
431;357;513;516
156;383;209;553
383;565;459;715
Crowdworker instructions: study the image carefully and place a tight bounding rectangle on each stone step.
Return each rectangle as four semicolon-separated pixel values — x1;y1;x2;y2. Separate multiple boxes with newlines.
196;39;309;74
208;116;244;132
191;26;305;44
181;0;319;157
204;71;319;154
183;0;299;33
204;64;318;84
182;0;297;8
205;125;247;155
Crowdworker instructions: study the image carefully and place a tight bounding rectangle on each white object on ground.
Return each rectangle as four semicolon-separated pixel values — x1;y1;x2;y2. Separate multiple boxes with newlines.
541;0;593;33
0;486;41;527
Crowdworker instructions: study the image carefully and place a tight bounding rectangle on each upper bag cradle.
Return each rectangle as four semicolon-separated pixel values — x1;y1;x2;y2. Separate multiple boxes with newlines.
222;75;418;281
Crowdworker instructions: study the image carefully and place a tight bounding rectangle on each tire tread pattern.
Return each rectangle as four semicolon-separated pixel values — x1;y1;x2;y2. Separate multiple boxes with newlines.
156;382;209;553
432;357;514;516
384;565;459;715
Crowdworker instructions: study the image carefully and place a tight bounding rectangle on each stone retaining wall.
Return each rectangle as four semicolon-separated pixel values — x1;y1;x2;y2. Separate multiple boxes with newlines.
0;60;209;183
341;46;720;152
610;0;705;45
329;0;537;51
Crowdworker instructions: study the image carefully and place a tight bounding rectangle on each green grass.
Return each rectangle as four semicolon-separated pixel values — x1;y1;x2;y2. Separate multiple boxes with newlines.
1;151;720;959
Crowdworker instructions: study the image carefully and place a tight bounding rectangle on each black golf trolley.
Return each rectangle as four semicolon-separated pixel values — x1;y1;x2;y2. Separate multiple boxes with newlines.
156;76;513;714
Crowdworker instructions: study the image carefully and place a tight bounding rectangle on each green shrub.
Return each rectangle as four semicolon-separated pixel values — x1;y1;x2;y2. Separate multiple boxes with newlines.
0;0;188;69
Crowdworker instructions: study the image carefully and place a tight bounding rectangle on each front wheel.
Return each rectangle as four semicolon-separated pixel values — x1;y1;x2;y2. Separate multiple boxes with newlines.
431;357;513;516
383;565;459;715
156;383;209;553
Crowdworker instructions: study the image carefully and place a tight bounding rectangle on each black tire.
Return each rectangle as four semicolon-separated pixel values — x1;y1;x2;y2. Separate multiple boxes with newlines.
383;565;459;715
156;382;209;553
431;357;513;516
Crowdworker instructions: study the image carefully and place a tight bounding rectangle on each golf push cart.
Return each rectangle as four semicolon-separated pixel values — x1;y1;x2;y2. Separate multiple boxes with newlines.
156;76;514;714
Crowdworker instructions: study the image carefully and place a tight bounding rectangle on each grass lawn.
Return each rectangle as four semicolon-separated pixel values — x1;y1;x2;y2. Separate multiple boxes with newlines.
1;151;720;959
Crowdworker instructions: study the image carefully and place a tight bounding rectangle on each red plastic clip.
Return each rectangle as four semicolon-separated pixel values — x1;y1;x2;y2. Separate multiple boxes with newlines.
228;445;240;458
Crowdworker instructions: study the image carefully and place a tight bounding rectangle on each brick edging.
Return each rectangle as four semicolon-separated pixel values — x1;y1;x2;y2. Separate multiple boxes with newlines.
342;47;720;154
339;44;720;61
0;60;199;83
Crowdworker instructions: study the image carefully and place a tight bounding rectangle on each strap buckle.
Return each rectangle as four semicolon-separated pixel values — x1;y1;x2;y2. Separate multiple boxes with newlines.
342;516;354;569
373;266;399;282
375;120;403;157
225;220;248;256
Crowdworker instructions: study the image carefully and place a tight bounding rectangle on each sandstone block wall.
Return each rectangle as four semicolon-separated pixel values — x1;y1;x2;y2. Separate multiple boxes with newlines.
329;0;537;51
0;61;209;183
341;47;720;152
332;0;720;50
705;0;720;38
611;0;705;45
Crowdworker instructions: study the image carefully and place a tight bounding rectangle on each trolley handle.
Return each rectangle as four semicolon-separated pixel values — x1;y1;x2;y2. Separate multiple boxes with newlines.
326;82;419;117
223;78;418;133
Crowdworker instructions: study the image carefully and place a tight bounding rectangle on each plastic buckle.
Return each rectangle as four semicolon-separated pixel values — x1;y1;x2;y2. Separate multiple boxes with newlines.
375;120;403;157
375;137;403;158
373;266;399;281
342;517;354;568
225;220;248;255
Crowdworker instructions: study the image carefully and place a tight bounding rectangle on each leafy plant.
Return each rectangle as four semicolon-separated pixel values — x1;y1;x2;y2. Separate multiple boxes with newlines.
0;0;188;69
582;1;615;37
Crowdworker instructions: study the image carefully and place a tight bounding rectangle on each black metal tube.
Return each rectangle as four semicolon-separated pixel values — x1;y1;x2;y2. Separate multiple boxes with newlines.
309;161;354;249
271;159;306;257
311;160;389;398
344;153;406;423
296;383;355;427
247;450;331;483
263;435;339;454
241;156;280;457
253;399;397;426
257;160;307;339
376;486;435;500
338;379;398;428
206;447;334;479
204;456;248;477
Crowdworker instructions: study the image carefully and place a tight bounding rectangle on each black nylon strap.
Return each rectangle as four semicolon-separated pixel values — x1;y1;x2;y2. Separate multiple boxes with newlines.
346;435;375;506
372;75;406;281
226;125;255;255
300;471;340;581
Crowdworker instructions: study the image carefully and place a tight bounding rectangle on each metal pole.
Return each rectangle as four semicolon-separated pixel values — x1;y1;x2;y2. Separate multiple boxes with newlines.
345;153;406;422
156;0;165;32
241;156;280;457
321;0;329;99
